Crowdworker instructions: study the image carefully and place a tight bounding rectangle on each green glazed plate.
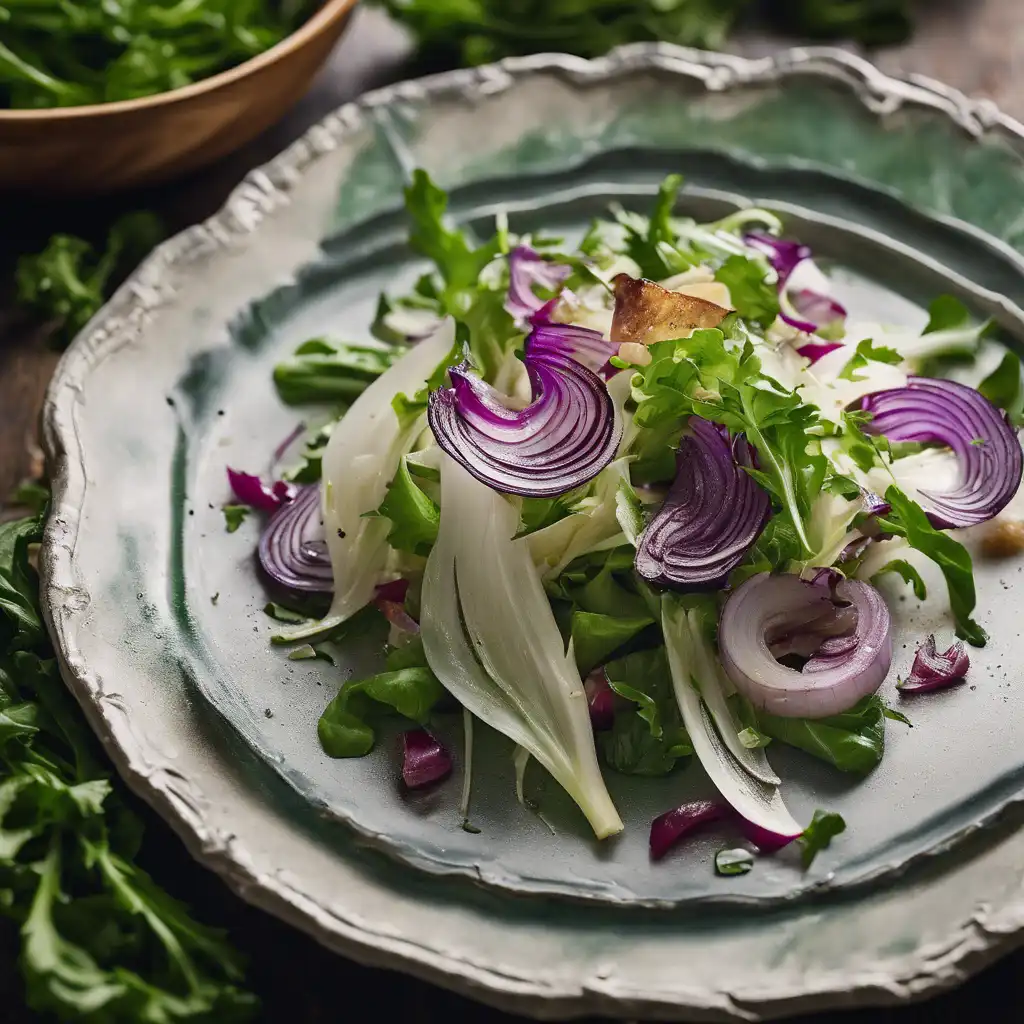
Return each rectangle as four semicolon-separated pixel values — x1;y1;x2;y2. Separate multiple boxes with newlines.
41;44;1024;1019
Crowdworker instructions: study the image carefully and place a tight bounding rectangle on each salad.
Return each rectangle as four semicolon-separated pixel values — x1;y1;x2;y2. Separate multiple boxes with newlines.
226;172;1024;871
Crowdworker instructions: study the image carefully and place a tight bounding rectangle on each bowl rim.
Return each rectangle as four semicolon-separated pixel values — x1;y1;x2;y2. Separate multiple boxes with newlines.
0;0;359;123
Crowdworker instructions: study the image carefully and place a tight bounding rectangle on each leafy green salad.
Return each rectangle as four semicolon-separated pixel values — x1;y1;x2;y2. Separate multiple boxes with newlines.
226;172;1023;869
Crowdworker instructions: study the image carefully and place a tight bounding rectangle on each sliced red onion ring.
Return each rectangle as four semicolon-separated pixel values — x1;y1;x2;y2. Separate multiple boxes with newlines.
635;419;771;589
529;323;618;378
257;484;333;594
505;246;571;325
401;729;453;789
228;467;295;512
650;800;729;861
427;330;621;498
859;377;1024;528
584;669;616;731
719;573;893;718
898;634;969;694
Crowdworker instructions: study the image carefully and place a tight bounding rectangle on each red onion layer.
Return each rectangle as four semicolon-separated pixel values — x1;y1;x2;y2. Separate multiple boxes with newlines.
650;800;729;861
859;377;1024;528
635;419;771;589
744;233;847;334
427;328;621;498
257;484;333;594
719;573;893;718
228;467;295;512
505;246;571;325
898;634;969;694
584;669;616;731
401;729;453;789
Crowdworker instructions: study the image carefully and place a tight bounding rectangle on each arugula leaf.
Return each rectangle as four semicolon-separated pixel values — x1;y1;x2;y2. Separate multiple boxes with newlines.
631;329;823;552
798;809;847;869
0;511;257;1019
404;169;503;316
318;667;444;758
979;351;1024;426
222;505;249;534
272;338;399;406
837;338;902;381
871;559;927;600
370;457;440;557
757;695;892;775
616;174;688;279
599;649;693;777
876;487;986;646
15;212;163;348
714;254;779;329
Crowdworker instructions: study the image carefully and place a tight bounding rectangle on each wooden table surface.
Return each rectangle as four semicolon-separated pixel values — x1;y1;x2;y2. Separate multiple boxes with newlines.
3;4;1024;1021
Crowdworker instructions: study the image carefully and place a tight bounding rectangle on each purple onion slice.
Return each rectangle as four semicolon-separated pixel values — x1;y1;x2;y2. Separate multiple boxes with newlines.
228;467;295;512
427;330;621;498
719;573;893;719
650;800;729;861
898;634;970;694
504;246;571;325
401;729;453;789
859;377;1024;528
635;419;771;589
257;484;333;594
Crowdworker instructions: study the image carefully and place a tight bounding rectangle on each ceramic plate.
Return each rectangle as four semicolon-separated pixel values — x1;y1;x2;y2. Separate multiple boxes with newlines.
41;45;1024;1020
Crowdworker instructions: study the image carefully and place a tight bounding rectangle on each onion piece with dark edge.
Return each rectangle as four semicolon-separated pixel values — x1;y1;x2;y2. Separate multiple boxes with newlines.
401;729;453;789
635;419;771;589
650;800;729;861
228;467;295;512
719;573;893;718
505;246;571;325
898;635;969;694
797;340;844;363
859;377;1023;529
427;330;621;498
258;484;333;594
650;800;803;861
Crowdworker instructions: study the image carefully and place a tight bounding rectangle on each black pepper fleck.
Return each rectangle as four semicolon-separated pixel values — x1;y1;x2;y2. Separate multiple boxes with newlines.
265;708;273;718
337;529;346;538
165;396;175;407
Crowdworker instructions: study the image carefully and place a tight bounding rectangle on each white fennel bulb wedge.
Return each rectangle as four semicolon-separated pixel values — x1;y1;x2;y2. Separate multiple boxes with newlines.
422;455;623;839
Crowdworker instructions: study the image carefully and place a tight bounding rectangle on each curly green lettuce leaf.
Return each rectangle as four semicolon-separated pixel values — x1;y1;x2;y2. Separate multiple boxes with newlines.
369;456;440;558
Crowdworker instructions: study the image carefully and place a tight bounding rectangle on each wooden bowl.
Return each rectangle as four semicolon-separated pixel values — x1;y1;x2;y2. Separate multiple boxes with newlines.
0;0;358;194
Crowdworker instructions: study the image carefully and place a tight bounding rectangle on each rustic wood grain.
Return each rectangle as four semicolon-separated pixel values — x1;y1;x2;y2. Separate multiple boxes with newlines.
2;4;1024;1020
